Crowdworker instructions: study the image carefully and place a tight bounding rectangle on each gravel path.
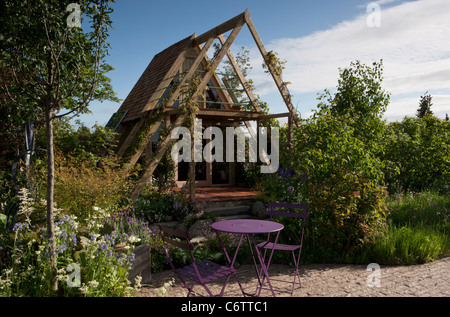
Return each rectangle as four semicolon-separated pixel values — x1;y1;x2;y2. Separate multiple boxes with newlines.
136;256;449;297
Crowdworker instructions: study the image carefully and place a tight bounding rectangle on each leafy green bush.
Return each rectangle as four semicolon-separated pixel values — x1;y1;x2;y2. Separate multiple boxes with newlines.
308;168;388;252
383;115;449;193
53;153;132;223
134;184;201;225
258;167;307;204
283;112;387;190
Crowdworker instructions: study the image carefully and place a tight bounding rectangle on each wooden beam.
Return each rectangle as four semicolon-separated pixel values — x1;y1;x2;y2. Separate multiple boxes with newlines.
125;115;164;168
116;36;194;158
118;36;214;163
223;78;257;142
258;112;290;119
244;13;301;126
131;112;189;199
161;36;216;113
193;17;245;95
218;34;261;112
192;10;247;46
131;16;245;199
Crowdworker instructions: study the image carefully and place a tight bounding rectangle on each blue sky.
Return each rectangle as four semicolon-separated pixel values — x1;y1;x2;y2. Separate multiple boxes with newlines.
77;0;450;127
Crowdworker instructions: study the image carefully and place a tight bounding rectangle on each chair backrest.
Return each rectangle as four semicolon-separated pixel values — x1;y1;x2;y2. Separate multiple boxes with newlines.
267;202;309;245
159;225;196;270
267;202;308;220
159;224;194;251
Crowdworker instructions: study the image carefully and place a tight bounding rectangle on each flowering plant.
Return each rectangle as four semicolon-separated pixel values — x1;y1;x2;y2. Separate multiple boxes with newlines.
134;185;200;224
0;202;157;296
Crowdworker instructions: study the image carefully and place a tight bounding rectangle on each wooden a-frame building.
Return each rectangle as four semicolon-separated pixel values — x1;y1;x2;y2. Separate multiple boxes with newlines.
108;10;300;200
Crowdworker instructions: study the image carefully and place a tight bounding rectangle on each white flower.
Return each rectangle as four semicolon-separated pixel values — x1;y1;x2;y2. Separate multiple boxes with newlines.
79;283;88;294
155;278;175;297
88;280;99;288
134;276;142;289
128;235;141;244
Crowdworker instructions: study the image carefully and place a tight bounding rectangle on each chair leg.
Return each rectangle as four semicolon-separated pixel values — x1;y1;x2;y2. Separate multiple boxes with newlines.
291;250;303;296
187;280;196;297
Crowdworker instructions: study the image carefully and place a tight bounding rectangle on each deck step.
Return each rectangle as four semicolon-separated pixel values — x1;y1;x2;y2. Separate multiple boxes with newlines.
216;214;254;220
206;204;251;217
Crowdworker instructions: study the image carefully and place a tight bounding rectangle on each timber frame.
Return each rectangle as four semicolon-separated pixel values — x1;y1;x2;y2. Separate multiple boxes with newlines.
111;9;300;200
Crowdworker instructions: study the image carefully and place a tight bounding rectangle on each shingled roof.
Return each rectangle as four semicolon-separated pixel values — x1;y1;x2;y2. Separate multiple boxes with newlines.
117;35;194;123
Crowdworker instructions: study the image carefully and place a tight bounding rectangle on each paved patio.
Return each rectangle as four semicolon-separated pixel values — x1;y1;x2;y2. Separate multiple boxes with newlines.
136;256;450;297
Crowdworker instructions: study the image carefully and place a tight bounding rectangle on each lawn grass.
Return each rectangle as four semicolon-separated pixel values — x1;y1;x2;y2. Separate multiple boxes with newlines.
299;190;450;265
369;190;449;265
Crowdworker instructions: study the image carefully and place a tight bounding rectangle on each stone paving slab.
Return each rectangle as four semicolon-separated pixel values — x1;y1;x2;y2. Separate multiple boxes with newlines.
136;256;449;297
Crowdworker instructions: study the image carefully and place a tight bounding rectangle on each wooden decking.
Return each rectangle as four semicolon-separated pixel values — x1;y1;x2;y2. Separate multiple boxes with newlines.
174;186;258;203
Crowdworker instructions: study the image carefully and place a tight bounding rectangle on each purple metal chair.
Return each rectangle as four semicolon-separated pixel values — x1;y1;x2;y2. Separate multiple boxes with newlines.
256;202;308;296
159;224;241;297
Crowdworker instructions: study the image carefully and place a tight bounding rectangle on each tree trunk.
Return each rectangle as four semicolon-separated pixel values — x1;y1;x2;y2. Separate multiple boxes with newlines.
45;107;57;292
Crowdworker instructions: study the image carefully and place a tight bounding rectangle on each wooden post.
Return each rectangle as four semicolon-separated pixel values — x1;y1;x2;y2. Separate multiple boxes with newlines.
244;12;300;126
188;116;196;201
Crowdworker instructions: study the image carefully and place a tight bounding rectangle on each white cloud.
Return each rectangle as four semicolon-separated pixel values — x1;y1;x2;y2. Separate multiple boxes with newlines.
248;0;450;120
386;94;450;121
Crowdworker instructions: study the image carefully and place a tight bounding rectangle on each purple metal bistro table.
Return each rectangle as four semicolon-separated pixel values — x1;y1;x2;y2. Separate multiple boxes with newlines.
211;219;284;297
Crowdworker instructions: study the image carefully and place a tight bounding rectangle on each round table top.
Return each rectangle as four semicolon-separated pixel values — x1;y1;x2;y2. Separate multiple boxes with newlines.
211;219;284;234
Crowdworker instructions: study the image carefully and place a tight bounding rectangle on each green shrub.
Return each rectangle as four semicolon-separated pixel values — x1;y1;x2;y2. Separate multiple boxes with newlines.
134;184;201;225
308;169;388;252
53;153;132;224
258;167;306;204
383;116;449;194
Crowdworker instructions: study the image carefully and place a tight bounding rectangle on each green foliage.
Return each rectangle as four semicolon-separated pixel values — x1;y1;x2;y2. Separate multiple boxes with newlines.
369;191;449;264
308;169;388;252
0;209;153;296
321;60;390;117
387;191;449;232
263;50;288;78
262;60;392;259
259;167;307;204
169;243;224;268
416;92;433;118
383;116;449;193
372;226;447;264
1;1;119;291
289;113;386;186
50;120;119;161
52;153;132;223
134;184;201;225
316;60;390;155
0;0;119;116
